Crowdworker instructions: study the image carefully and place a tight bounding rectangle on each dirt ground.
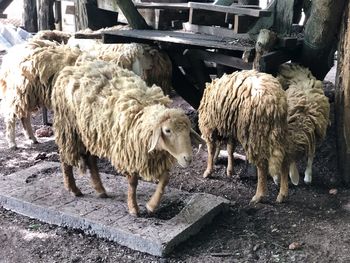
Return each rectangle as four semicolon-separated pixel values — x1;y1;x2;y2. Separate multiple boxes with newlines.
1;81;350;263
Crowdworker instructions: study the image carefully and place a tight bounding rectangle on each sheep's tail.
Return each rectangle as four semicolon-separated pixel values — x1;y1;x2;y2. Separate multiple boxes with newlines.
288;162;300;186
268;146;285;180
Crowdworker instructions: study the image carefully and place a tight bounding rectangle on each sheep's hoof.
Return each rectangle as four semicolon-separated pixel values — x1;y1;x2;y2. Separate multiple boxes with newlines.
276;193;287;203
203;170;212;178
8;144;17;150
146;202;156;214
30;140;39;145
128;207;140;217
98;192;108;198
250;194;265;205
226;169;233;177
304;176;312;185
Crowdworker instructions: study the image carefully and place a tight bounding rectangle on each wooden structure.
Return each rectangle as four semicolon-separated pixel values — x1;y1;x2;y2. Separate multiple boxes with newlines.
76;0;301;108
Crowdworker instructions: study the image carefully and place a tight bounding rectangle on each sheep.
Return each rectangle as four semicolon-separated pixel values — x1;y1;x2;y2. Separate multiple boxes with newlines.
198;70;289;204
67;31;173;95
0;40;81;148
51;60;202;216
277;64;330;185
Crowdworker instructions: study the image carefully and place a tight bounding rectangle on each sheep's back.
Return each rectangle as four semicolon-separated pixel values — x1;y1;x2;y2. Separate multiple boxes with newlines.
199;70;287;168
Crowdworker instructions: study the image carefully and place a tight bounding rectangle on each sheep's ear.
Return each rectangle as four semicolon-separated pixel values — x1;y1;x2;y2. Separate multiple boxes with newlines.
190;129;205;147
148;127;162;153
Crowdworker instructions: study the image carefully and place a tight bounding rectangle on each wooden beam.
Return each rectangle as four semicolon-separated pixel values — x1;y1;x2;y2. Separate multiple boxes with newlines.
184;49;252;70
23;0;37;32
188;2;272;17
134;2;189;10
102;29;255;52
258;49;298;74
182;22;250;39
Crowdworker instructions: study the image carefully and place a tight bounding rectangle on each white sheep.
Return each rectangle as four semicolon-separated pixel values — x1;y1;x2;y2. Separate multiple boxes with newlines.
198;70;289;204
277;64;330;185
0;40;81;148
51;60;202;216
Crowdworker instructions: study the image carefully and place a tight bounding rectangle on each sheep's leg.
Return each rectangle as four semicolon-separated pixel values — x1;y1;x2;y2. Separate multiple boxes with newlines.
127;173;139;216
146;172;169;213
289;161;300;186
86;154;108;198
213;142;221;162
304;155;314;184
5;117;17;149
203;140;217;178
62;162;82;197
276;161;289;203
226;139;235;177
20;115;38;144
250;164;268;204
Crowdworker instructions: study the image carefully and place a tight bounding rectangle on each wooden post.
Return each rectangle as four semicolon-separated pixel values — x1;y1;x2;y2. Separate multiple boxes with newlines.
335;1;350;185
301;0;347;80
37;0;55;30
23;0;38;32
113;0;149;29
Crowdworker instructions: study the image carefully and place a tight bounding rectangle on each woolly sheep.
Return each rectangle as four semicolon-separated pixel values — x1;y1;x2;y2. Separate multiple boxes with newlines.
68;32;173;95
51;60;202;216
0;40;81;148
198;70;289;203
277;64;330;185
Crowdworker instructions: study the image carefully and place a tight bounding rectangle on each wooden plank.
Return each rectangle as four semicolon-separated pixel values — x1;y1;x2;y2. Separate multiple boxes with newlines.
188;2;272;17
0;13;7;18
0;0;13;12
185;49;252;70
182;22;250;39
258;49;298;73
102;30;255;52
134;2;189;10
75;32;103;39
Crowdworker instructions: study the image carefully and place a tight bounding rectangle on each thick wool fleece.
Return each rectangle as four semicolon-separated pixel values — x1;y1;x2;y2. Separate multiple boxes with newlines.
198;70;288;176
52;60;189;181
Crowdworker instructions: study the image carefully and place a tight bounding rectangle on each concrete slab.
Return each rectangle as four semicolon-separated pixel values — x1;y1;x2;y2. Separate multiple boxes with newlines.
0;161;229;257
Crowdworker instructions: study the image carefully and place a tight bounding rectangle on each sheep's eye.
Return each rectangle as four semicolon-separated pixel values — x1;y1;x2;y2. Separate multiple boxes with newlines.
164;128;171;134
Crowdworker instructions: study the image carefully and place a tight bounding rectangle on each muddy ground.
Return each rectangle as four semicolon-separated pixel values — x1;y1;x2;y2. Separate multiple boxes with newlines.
0;81;350;263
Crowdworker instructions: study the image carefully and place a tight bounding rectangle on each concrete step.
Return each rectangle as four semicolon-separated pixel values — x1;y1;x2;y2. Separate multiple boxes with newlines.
0;161;229;256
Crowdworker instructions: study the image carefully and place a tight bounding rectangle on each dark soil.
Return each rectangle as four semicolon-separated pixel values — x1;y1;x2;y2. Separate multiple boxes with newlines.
0;81;350;263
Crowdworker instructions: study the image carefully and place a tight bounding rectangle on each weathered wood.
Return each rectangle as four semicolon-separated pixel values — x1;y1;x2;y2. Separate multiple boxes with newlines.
37;0;55;30
102;29;255;52
182;22;250;39
335;1;350;184
113;0;149;29
134;2;189;10
184;49;252;70
259;49;298;74
0;0;12;12
188;2;272;17
23;0;38;32
54;0;62;30
301;0;347;79
274;0;294;36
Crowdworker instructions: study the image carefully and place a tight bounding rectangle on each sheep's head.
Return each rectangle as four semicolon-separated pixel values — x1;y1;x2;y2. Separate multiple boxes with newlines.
148;109;203;168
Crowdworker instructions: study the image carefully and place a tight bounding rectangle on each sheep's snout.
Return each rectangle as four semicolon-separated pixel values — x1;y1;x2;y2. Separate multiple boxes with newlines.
178;154;193;168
